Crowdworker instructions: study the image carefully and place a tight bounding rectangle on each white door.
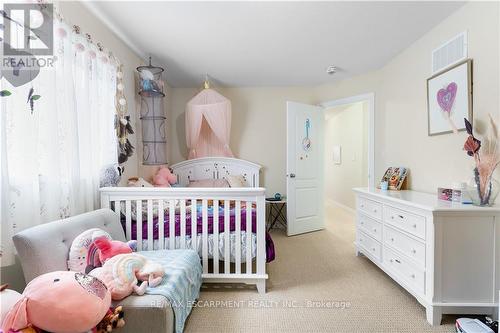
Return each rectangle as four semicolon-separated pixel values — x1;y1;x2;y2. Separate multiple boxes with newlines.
286;101;324;236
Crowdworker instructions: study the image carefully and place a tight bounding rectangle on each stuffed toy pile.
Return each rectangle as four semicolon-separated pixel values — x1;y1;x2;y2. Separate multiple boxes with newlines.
90;237;165;300
1;230;167;333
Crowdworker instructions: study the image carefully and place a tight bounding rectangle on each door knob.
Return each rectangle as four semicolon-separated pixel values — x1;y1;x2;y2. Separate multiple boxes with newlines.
288;173;296;178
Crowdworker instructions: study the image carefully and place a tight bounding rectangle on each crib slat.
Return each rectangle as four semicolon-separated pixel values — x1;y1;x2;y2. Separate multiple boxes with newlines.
235;200;241;274
125;201;131;241
213;200;219;274
246;201;252;274
224;200;230;274
202;199;208;274
158;200;164;250
191;199;197;251
112;200;120;214
136;200;142;251
147;200;153;251
169;200;175;250
180;200;186;249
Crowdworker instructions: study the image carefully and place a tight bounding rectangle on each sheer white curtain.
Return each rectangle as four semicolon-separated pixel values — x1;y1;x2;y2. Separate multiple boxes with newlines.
0;20;118;266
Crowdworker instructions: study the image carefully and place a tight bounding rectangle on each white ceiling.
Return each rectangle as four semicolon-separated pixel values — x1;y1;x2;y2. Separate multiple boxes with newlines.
86;1;465;88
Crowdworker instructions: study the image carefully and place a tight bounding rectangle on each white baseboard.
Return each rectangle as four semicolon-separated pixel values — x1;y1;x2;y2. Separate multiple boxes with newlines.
326;199;355;214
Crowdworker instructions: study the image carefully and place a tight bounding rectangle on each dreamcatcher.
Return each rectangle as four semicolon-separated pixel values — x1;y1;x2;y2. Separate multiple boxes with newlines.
115;64;134;163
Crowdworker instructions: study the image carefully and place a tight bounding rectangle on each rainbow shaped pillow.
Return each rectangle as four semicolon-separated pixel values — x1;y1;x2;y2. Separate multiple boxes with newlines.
68;228;112;273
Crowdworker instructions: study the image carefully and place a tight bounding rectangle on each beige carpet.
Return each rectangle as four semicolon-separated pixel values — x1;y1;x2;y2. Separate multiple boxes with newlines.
184;205;457;333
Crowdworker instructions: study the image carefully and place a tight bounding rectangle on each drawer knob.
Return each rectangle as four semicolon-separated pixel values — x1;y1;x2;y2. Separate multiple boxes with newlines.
391;238;394;242
391;216;394;220
373;209;377;213
398;215;404;219
361;221;364;225
410;274;415;279
373;228;377;232
390;259;394;263
412;249;416;254
395;259;401;264
361;204;365;208
372;248;376;252
412;224;417;228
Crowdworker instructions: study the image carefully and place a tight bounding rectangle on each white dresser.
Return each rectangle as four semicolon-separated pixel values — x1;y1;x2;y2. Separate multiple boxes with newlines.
353;188;500;325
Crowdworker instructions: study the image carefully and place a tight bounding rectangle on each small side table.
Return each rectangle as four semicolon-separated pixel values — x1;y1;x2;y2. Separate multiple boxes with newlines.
266;198;287;231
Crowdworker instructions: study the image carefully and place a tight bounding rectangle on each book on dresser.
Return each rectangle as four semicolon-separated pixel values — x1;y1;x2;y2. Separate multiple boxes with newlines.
353;187;500;326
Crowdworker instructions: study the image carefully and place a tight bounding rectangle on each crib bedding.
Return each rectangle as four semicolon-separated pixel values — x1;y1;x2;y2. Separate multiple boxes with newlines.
139;231;257;263
121;204;275;262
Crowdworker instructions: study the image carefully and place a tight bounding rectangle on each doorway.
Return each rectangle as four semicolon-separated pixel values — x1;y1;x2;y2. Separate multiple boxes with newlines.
285;93;374;235
323;100;369;212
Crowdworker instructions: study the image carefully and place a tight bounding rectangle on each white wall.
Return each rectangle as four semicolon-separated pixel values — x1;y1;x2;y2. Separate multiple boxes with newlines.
166;1;499;195
316;1;499;192
168;86;317;195
324;102;368;209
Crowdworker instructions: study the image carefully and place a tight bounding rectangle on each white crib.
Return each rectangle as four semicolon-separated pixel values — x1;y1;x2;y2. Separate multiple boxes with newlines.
100;157;268;293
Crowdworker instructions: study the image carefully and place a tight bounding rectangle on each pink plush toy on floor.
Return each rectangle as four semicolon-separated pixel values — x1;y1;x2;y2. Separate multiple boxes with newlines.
152;166;177;187
1;271;111;333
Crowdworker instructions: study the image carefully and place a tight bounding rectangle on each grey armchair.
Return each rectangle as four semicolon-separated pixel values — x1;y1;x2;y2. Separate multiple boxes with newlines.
12;208;174;333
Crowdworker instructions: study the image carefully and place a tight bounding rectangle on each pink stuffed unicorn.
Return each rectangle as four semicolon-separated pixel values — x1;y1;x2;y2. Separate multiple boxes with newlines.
93;236;135;263
152;166;177;187
89;253;164;300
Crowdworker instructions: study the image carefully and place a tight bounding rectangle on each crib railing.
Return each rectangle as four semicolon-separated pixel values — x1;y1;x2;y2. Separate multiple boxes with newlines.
99;187;267;293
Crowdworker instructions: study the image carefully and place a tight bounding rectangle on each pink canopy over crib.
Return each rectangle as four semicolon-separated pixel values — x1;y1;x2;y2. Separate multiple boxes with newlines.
185;88;234;159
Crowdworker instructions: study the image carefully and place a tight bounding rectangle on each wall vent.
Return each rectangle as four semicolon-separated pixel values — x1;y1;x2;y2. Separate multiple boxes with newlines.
431;31;468;74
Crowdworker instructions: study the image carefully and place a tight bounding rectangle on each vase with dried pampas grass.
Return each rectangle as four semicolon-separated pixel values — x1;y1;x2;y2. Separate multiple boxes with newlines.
463;116;500;206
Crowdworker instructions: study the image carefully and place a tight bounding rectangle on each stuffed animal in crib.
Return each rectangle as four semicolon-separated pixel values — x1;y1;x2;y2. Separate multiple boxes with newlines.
89;253;164;300
1;271;111;333
152;166;177;187
127;176;153;187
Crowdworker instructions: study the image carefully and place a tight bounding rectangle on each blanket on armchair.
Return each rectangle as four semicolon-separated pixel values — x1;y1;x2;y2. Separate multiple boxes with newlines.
140;249;202;333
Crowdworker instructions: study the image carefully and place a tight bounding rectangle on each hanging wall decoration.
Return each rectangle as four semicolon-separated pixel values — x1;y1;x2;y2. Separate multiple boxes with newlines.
302;118;311;151
115;64;135;164
427;59;472;136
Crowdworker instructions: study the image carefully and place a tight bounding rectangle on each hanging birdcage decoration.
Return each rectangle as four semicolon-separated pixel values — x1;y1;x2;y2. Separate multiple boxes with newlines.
137;57;166;165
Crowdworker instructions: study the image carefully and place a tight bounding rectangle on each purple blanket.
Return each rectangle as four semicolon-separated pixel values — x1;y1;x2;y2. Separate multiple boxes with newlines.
122;205;275;262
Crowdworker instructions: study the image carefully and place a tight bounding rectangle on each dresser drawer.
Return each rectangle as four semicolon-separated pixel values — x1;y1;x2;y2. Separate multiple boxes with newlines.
384;206;426;239
357;231;382;261
358;213;382;242
358;197;382;220
384;225;425;267
383;246;425;294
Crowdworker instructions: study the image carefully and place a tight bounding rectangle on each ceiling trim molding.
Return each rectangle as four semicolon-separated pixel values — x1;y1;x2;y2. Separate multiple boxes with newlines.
81;2;147;61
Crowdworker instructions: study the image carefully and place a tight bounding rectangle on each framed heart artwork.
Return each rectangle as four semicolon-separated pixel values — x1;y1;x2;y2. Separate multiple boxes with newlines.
427;59;472;136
